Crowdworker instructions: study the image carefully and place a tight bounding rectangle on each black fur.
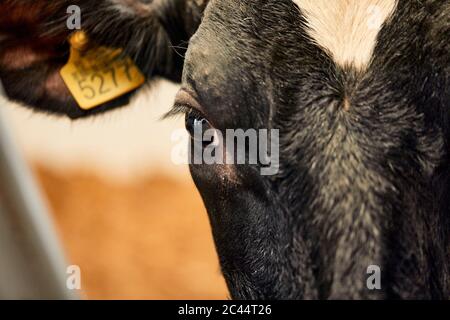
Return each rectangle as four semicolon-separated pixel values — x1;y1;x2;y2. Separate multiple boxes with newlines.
183;0;449;299
1;0;449;299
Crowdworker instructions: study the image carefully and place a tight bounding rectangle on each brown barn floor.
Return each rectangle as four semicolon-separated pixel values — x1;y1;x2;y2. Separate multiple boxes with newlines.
33;165;229;300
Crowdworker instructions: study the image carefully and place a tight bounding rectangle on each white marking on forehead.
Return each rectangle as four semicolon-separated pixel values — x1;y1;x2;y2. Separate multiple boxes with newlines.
293;0;397;70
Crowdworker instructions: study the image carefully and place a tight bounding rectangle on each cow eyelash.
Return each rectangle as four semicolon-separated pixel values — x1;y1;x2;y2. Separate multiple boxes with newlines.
164;104;211;127
163;104;196;120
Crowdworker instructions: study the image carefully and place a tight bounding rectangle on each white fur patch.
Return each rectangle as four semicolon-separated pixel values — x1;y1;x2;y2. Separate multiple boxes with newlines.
108;0;154;17
293;0;397;70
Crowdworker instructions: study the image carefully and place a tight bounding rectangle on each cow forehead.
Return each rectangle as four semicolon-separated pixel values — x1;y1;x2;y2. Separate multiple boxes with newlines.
292;0;398;70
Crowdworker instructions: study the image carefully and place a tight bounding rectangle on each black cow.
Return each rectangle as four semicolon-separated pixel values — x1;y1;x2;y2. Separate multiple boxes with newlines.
1;0;449;299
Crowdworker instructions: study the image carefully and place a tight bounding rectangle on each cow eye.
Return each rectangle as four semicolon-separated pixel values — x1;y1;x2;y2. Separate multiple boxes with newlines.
168;89;216;145
185;109;213;143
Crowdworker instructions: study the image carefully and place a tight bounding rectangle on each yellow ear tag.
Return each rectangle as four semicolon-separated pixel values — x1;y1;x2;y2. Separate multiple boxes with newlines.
60;31;145;110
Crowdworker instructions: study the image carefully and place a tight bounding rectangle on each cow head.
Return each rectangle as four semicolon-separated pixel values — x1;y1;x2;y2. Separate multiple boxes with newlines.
1;0;449;299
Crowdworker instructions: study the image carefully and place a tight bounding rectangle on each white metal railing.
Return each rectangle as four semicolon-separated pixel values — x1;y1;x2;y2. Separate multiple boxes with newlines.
0;82;79;299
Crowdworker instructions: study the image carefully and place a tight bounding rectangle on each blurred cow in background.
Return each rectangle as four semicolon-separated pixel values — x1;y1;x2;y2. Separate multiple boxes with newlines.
0;0;449;299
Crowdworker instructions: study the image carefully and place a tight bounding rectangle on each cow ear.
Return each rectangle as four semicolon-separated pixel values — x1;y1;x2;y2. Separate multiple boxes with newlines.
0;1;85;118
80;0;209;82
0;0;208;119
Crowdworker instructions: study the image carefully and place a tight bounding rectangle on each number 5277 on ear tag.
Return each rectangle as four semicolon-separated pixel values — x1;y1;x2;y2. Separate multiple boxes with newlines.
60;32;146;110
